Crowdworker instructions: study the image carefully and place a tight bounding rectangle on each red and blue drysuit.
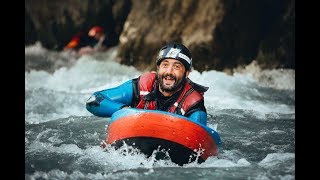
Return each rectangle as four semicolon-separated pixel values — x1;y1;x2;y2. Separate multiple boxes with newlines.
86;72;209;125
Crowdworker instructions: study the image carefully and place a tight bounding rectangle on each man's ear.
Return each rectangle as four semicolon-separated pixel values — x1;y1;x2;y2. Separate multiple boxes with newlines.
185;70;190;77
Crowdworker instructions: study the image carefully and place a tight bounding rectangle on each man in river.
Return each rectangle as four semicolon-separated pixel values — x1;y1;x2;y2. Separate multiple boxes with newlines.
86;42;209;125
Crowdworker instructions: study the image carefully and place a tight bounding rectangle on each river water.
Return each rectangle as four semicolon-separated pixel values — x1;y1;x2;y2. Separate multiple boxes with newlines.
25;43;295;180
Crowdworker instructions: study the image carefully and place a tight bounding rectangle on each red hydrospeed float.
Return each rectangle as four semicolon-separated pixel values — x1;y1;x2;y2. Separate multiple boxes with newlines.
104;108;222;165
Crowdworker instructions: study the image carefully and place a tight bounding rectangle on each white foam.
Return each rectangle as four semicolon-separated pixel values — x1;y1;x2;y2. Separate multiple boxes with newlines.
258;153;295;168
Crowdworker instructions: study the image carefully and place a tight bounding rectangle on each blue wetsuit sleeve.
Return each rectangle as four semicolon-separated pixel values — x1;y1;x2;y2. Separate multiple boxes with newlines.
86;80;133;117
187;111;207;126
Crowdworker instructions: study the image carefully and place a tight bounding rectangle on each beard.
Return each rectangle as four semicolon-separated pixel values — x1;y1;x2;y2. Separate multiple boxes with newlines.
158;73;186;93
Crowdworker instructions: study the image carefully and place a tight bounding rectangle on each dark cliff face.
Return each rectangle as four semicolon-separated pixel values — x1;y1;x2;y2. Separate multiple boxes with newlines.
209;0;295;71
25;0;294;73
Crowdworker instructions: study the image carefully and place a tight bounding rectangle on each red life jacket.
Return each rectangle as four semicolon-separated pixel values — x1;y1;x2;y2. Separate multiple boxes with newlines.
135;72;205;116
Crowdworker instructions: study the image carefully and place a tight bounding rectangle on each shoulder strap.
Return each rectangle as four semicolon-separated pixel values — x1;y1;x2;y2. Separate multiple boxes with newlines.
168;80;205;115
135;72;157;109
138;71;157;95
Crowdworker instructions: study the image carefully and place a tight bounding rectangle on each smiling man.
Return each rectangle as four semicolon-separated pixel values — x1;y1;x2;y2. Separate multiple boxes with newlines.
86;42;209;125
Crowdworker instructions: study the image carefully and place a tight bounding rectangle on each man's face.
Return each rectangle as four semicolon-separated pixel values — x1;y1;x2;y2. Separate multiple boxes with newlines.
157;59;189;93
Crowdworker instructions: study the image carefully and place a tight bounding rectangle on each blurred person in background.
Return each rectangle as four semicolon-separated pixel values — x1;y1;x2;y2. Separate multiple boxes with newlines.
64;26;111;57
63;32;96;57
77;26;111;55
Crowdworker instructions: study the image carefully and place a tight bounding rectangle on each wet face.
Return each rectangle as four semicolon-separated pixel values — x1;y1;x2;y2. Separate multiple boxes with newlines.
157;59;190;95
